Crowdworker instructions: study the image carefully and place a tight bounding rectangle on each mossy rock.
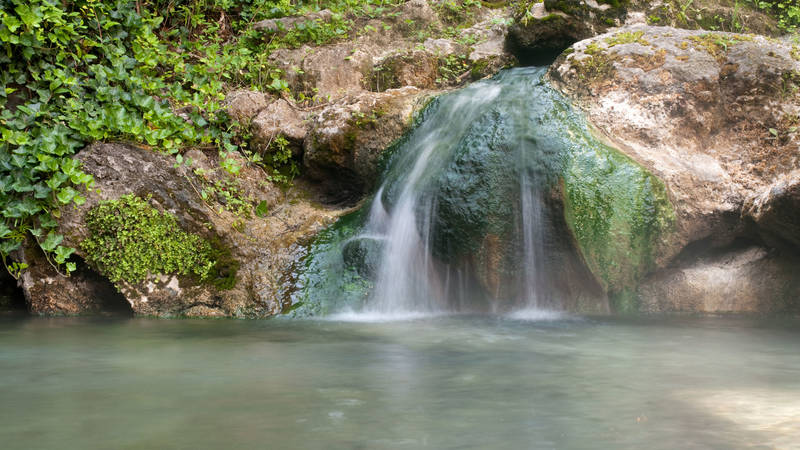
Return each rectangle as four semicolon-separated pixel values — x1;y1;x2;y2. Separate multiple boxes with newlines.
645;0;781;36
561;136;676;312
342;236;385;278
80;194;238;290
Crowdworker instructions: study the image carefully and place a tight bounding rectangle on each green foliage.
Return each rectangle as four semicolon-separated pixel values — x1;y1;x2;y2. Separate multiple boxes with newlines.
1;0;406;277
437;54;471;85
80;194;237;288
0;0;244;276
193;167;256;218
435;0;483;25
754;0;800;31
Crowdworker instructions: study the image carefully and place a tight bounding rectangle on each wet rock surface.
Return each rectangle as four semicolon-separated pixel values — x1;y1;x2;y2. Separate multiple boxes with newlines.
638;244;800;313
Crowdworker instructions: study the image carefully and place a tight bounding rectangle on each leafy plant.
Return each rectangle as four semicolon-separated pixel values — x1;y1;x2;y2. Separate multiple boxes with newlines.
80;194;217;284
755;0;800;31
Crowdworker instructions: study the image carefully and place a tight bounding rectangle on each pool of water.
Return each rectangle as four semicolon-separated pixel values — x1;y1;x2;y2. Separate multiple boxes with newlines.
1;313;799;449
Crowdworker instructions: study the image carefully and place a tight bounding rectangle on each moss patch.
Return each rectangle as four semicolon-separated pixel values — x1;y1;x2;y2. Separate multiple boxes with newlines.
562;137;676;308
605;30;649;47
688;33;753;62
81;194;237;288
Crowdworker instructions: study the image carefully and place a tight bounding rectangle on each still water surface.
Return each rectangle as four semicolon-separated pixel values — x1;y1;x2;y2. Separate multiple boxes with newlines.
1;313;799;449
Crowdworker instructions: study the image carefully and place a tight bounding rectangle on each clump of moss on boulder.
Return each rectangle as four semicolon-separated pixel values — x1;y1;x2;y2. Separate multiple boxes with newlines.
81;194;237;288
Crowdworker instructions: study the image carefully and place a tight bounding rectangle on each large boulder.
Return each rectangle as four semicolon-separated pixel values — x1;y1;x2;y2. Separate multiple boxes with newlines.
548;25;800;312
17;143;346;317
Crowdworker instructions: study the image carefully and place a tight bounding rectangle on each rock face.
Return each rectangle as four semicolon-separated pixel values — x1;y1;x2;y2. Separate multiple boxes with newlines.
744;170;800;249
304;87;431;203
548;25;800;312
228;2;515;202
17;143;347;317
638;245;800;313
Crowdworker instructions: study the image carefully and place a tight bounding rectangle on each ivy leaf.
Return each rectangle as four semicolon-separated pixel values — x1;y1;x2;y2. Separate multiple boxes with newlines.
33;183;51;199
40;232;63;252
53;245;75;264
14;4;42;29
12;198;40;217
0;222;11;239
255;200;269;218
56;187;77;204
39;214;58;229
0;240;21;256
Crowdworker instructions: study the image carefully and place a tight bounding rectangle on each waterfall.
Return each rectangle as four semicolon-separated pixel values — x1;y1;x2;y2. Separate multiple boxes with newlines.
355;67;557;316
293;67;609;318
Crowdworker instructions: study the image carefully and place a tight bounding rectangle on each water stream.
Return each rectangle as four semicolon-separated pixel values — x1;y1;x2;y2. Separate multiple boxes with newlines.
295;67;610;317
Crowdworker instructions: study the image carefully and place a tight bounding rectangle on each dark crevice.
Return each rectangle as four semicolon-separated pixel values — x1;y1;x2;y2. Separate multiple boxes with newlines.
0;268;27;312
73;256;134;316
513;47;566;67
669;235;766;268
298;171;367;207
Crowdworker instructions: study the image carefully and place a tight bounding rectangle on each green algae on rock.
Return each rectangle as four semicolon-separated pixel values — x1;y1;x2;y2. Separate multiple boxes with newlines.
562;143;675;312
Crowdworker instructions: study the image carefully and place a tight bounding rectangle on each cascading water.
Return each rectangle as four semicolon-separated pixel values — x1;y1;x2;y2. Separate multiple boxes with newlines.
292;67;619;318
365;82;505;315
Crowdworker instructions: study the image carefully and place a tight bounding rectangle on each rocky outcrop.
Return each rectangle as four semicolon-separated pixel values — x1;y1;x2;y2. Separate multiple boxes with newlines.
253;9;334;33
549;25;800;312
225;2;514;202
638;245;800;313
250;99;308;157
506;0;783;64
17;143;348;317
303;87;431;203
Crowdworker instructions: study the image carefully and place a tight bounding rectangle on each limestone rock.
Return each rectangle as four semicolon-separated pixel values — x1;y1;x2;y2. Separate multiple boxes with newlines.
224;90;272;122
16;244;130;316
251;99;308;156
638;246;800;313
549;25;800;263
366;50;441;92
18;143;347;317
304;87;430;202
548;25;800;312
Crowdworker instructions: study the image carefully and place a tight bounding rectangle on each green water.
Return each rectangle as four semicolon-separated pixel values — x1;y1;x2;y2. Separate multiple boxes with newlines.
1;314;798;449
